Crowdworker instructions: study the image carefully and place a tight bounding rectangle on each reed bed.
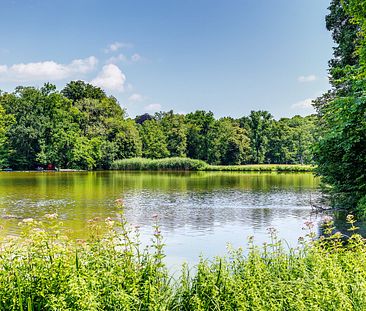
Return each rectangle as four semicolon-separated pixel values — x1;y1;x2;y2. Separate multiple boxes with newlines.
111;157;314;172
205;164;313;172
0;214;364;310
111;157;208;171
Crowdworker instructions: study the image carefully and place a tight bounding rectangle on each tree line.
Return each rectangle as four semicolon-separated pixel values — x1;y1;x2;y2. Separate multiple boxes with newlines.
313;0;366;212
0;81;318;170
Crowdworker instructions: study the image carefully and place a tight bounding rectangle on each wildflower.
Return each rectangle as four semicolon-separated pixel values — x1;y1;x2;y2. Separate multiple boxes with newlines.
105;217;115;227
44;213;58;219
346;214;355;223
76;239;86;245
32;228;44;232
115;198;124;205
304;220;314;229
152;214;158;219
323;215;333;223
22;218;34;223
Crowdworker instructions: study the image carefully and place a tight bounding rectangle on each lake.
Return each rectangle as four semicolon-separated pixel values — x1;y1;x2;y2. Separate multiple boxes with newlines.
0;171;327;270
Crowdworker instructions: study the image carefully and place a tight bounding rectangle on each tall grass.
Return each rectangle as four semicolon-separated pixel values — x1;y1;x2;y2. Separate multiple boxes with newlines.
205;164;314;172
111;157;314;172
111;157;208;171
0;213;364;310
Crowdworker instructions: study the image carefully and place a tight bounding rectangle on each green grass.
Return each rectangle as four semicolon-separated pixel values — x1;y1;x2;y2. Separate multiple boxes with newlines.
205;164;314;172
111;157;208;171
0;213;365;310
111;157;314;172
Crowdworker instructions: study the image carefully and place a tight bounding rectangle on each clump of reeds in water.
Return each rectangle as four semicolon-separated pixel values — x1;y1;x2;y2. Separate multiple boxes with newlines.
0;210;365;310
111;157;208;171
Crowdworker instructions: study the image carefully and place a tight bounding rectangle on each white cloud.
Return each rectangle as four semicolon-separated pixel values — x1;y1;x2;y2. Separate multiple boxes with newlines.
131;53;142;62
291;98;314;109
144;103;162;112
297;75;317;83
0;56;97;82
128;93;145;102
91;64;126;92
0;65;7;73
106;53;143;64
104;42;133;53
106;54;128;64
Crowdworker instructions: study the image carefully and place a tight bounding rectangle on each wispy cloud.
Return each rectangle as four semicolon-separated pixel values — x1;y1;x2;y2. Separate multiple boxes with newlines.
106;53;143;64
128;93;145;102
91;64;126;92
0;56;98;82
106;54;128;64
131;53;142;62
104;42;133;53
291;98;314;109
297;75;317;83
144;103;161;112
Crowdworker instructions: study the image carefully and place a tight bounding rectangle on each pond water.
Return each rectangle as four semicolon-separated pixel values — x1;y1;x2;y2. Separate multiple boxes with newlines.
0;171;327;269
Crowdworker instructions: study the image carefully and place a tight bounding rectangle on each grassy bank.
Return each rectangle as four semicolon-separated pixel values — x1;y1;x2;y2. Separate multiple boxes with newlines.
111;157;208;171
111;157;314;172
0;214;365;310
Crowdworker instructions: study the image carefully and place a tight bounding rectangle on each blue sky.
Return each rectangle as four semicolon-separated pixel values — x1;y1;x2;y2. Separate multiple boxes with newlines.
0;0;333;118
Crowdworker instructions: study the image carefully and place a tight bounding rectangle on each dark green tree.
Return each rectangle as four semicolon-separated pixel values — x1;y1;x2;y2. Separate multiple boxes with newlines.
247;111;273;163
157;111;187;157
61;80;106;102
0;101;15;168
185;111;215;161
315;1;366;211
139;119;169;159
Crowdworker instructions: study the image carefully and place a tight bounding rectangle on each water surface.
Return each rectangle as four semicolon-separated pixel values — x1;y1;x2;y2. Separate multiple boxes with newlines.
0;171;324;268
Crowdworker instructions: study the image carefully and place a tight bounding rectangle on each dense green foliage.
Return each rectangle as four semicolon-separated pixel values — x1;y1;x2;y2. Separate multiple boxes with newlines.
0;214;365;310
0;82;142;170
0;102;14;169
0;82;318;170
111;157;313;172
135;112;318;166
314;1;366;212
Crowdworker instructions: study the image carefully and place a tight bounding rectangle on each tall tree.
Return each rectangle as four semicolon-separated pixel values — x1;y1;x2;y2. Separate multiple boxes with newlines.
157;111;187;157
315;1;366;211
0;101;15;168
185;111;216;161
207;118;250;165
247;111;273;164
139;119;169;159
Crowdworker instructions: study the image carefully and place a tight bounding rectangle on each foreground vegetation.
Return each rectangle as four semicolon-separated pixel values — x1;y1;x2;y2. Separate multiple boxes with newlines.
111;157;313;172
0;213;365;310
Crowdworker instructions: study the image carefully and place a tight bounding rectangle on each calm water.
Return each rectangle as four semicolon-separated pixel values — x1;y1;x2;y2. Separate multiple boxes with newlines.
0;171;326;269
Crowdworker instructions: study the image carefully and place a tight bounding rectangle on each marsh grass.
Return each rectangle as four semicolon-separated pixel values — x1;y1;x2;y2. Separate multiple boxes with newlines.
0;214;365;310
111;157;208;171
111;157;313;172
